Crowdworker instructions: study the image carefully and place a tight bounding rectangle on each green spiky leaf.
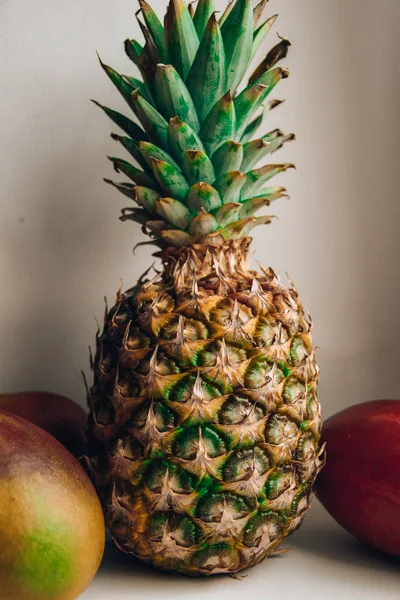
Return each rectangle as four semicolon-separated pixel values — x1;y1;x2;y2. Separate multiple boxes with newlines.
220;0;253;92
262;128;283;143
136;18;161;65
253;0;268;28
238;195;270;218
193;0;216;39
125;39;157;88
104;179;135;201
108;157;158;189
250;15;278;62
91;100;147;141
199;91;236;156
239;187;288;216
186;183;222;212
262;130;296;154
213;170;247;204
154;64;200;131
105;180;160;215
241;163;295;199
221;214;273;238
189;208;219;237
164;0;199;80
219;0;234;27
240;99;284;142
121;75;153;104
168;117;206;162
249;36;291;84
182;150;215;184
241;139;270;171
234;83;269;139
151;158;190;200
124;39;143;64
235;68;288;139
134;185;162;214
213;202;241;226
97;56;137;112
156;197;191;229
110;133;151;173
186;13;227;123
98;0;296;246
160;229;192;246
211;141;243;177
244;186;289;203
138;0;167;62
240;110;264;143
138;141;181;172
131;90;170;150
249;65;289;90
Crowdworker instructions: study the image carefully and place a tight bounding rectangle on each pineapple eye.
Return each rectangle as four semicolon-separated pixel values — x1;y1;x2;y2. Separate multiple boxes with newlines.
245;357;285;389
283;377;306;404
265;466;295;500
154;402;177;432
264;414;299;445
195;491;256;523
171;515;202;547
221;446;270;482
173;425;229;459
192;542;239;572
306;388;319;420
143;460;199;494
242;511;283;547
289;335;311;364
167;374;222;403
182;319;210;340
148;512;203;548
117;368;141;397
295;433;317;463
209;299;235;326
135;289;174;313
291;484;313;516
124;326;152;350
219;396;264;426
251;316;279;347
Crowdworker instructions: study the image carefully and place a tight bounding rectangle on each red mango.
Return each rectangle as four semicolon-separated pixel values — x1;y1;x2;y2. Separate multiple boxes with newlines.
0;391;87;458
316;399;400;556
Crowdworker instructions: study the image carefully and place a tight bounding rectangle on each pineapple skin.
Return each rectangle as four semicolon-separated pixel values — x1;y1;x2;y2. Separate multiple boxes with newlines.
86;238;323;576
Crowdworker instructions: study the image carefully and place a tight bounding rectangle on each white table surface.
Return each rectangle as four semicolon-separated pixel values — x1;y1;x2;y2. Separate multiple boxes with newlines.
79;501;399;599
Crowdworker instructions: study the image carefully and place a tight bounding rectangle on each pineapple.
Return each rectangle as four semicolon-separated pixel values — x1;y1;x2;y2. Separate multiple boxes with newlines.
86;0;323;576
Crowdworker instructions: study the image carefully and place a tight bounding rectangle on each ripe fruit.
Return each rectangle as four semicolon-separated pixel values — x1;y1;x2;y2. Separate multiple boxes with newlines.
86;0;323;576
0;411;105;600
0;391;87;458
316;400;400;556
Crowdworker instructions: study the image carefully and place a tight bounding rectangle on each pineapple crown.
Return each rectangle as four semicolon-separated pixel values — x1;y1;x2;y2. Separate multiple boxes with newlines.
95;0;295;249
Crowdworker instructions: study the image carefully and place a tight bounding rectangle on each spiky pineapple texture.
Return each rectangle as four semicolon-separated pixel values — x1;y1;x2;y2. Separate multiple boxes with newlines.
86;0;323;577
95;0;295;247
87;241;323;575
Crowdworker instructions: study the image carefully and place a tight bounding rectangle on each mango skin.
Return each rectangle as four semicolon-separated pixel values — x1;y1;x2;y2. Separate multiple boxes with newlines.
316;400;400;556
0;410;105;600
0;392;87;458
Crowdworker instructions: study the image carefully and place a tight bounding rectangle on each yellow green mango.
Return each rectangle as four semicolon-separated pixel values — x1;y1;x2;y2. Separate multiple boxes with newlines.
0;411;105;600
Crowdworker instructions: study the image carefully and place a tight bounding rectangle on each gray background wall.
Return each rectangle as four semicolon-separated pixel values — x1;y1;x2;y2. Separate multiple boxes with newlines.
1;0;399;416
